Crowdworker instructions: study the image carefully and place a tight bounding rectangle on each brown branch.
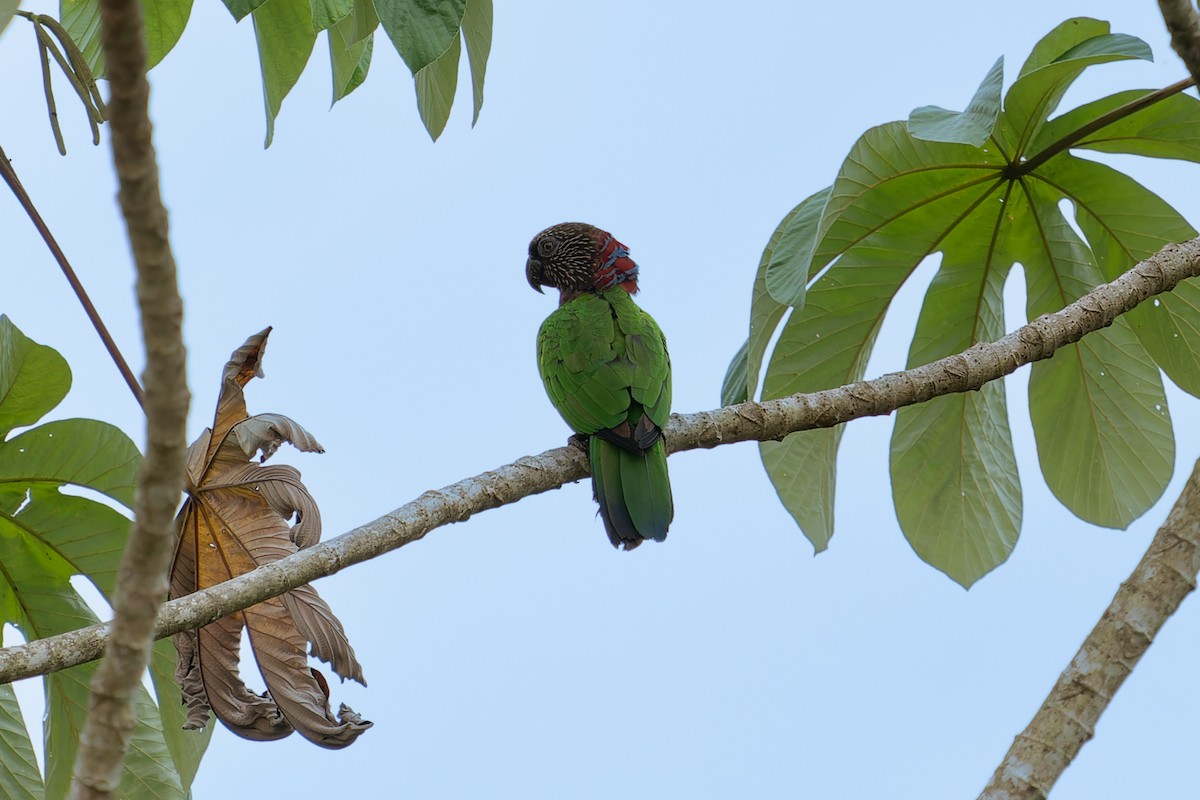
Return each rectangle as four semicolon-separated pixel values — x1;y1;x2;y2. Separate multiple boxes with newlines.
0;146;145;409
1;236;1198;688
67;0;189;794
1014;76;1195;176
978;456;1200;799
1160;0;1200;87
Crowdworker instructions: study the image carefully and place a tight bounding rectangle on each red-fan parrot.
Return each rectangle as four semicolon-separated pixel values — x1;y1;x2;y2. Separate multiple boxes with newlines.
526;222;673;550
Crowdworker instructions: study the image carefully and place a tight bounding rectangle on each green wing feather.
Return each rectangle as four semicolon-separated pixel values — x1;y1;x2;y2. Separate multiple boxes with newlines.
538;289;673;548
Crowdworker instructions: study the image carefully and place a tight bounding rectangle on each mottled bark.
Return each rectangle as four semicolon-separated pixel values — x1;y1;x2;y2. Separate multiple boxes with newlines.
67;0;189;795
1;237;1198;686
1159;0;1200;87
979;458;1200;800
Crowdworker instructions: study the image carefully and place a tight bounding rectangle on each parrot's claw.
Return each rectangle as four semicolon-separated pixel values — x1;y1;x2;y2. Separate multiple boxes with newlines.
567;433;590;453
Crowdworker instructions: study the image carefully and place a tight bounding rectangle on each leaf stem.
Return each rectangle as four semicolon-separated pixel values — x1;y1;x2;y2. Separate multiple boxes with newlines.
0;145;146;410
1013;76;1196;176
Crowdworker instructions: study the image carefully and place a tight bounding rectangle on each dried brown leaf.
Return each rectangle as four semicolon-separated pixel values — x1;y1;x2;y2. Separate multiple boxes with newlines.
169;329;371;749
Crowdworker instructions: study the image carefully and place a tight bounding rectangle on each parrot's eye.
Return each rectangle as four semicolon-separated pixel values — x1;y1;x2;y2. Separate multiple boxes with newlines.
537;238;558;257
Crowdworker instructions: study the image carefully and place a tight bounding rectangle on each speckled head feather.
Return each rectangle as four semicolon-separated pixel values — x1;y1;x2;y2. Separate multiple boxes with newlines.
526;222;639;305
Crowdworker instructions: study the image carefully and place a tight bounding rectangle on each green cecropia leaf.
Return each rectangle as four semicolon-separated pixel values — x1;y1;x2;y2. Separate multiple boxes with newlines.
0;316;211;797
728;17;1200;587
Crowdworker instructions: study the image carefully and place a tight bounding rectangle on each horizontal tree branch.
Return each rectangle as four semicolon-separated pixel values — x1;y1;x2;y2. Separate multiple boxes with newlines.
1;236;1200;685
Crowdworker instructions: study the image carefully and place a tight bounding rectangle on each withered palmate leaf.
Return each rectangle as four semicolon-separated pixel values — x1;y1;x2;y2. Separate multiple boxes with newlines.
169;328;371;749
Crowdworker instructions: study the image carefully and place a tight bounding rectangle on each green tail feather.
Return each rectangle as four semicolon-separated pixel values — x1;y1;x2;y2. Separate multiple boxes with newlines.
590;437;673;550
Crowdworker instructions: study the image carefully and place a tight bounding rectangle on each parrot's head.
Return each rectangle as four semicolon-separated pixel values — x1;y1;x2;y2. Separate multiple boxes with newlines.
526;222;640;305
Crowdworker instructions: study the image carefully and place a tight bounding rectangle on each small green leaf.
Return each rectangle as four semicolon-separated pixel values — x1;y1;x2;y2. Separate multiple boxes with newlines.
252;0;317;147
142;0;193;69
309;0;352;33
0;316;71;440
743;188;832;401
0;683;43;800
329;20;372;104
891;385;1020;587
374;0;464;74
461;0;490;125
759;124;1001;553
1018;182;1172;527
60;0;102;72
757;243;909;551
999;27;1152;157
1;532;184;800
764;186;830;308
1057;32;1152;64
0;320;206;793
414;33;460;140
720;339;749;406
347;0;377;43
890;206;1021;587
61;0;194;75
220;0;266;22
760;431;840;552
0;419;139;506
909;56;1004;147
1017;17;1109;77
1039;155;1200;396
1034;89;1200;163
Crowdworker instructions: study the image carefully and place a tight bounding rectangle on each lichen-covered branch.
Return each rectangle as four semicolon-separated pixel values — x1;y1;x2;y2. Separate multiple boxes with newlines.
978;456;1200;800
68;0;189;794
1160;0;1200;86
1;237;1197;688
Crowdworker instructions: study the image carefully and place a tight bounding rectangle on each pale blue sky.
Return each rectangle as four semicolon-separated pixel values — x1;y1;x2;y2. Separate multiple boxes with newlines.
3;2;1200;797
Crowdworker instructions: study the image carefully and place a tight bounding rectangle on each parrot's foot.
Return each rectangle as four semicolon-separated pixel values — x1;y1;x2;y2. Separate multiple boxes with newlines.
567;433;589;453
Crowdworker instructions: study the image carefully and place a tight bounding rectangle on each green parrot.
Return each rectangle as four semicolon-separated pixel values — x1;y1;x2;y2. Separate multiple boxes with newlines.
526;222;673;550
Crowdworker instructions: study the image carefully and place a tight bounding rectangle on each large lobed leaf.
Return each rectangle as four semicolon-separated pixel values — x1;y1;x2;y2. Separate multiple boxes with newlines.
0;317;209;797
169;328;370;749
729;18;1200;586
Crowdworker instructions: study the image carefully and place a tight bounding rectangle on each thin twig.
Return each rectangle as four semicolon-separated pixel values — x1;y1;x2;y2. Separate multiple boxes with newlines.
0;145;145;408
2;235;1199;687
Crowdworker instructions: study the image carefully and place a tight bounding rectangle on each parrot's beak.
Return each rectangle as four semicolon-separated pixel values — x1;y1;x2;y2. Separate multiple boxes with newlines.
526;258;545;293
